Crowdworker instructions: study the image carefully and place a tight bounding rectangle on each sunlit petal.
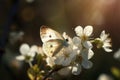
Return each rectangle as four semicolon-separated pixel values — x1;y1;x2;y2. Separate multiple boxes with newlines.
72;63;81;75
100;30;108;41
75;26;83;37
16;55;25;61
103;47;112;52
103;42;111;47
20;43;30;55
84;25;93;36
30;45;38;53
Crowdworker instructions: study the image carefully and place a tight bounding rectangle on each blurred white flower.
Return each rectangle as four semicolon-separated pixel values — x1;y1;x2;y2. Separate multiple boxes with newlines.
75;25;93;41
114;49;120;60
95;30;112;52
98;74;113;80
9;31;24;44
16;43;38;62
26;0;34;3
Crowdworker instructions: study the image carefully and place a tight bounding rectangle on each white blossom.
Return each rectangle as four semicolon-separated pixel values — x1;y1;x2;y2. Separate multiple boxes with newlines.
74;25;94;59
16;43;38;62
95;30;112;52
98;74;113;80
73;26;94;74
9;31;24;44
75;25;93;41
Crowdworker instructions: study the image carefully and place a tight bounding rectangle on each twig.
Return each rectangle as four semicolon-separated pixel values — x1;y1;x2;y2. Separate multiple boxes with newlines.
43;67;62;80
28;61;33;68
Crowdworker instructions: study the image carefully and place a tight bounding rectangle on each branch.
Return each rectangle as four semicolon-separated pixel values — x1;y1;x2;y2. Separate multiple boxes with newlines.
43;67;62;80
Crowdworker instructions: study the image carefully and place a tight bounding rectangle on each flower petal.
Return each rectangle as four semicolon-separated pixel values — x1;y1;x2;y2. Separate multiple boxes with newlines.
16;55;25;61
20;43;30;55
103;42;111;47
28;52;36;58
83;41;93;49
100;30;109;41
103;47;112;52
81;49;88;60
30;45;38;53
82;60;93;69
72;63;81;75
84;25;93;37
88;49;94;59
81;49;94;60
73;37;81;47
98;74;113;80
104;38;111;43
75;26;83;37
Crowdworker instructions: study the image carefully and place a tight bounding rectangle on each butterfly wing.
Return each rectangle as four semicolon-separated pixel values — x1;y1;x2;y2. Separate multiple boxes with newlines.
42;39;64;57
40;25;64;43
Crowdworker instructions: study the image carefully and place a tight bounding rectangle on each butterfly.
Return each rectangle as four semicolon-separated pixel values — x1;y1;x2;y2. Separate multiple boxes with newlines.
40;25;69;57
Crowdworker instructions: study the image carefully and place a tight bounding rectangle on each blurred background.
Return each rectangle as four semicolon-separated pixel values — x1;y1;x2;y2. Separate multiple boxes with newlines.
0;0;120;80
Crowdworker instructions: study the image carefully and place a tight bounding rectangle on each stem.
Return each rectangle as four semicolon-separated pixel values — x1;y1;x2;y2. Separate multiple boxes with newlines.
43;67;62;80
43;69;54;80
28;61;33;67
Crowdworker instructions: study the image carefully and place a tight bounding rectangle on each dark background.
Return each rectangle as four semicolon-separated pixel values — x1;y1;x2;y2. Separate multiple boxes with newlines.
0;0;120;80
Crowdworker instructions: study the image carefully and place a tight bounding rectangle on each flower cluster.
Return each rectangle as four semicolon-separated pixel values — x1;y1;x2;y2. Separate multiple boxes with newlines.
16;25;112;80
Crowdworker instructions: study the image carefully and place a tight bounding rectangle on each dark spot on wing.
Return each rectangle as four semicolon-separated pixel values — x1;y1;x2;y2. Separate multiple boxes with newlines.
50;45;53;48
49;35;52;38
65;39;69;42
50;51;53;53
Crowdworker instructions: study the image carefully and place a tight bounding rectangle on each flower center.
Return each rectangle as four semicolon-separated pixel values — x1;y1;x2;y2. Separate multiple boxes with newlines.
82;34;88;41
25;55;32;62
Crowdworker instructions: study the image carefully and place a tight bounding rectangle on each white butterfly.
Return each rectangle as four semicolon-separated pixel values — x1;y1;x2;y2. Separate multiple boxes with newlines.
40;25;69;57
